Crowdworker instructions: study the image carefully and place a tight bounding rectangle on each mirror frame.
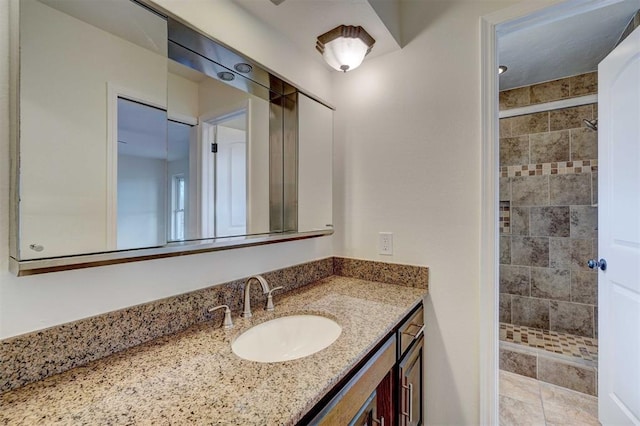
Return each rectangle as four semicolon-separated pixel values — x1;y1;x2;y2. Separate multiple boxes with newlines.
8;0;334;276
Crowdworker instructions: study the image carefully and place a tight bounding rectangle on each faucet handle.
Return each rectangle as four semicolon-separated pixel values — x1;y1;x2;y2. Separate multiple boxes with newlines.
208;304;233;329
265;286;284;311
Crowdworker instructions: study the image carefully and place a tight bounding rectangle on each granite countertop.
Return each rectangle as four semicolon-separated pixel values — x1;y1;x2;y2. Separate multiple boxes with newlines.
0;276;426;425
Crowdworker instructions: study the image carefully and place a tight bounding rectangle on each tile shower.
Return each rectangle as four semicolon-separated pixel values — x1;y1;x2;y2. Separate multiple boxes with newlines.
498;72;599;395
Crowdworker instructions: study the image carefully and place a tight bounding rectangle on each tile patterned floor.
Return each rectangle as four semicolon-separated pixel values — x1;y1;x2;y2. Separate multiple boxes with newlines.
500;323;598;362
500;370;600;425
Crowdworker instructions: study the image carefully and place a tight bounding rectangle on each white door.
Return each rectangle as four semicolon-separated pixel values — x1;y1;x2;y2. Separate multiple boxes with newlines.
215;125;247;237
598;26;640;425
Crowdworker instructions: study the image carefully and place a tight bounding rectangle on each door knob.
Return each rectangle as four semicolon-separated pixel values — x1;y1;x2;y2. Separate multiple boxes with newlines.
587;258;607;271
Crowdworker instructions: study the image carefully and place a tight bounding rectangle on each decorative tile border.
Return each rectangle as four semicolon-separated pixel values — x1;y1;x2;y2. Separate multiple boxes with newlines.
499;202;511;235
500;159;598;178
1;257;428;393
499;322;598;362
333;257;429;289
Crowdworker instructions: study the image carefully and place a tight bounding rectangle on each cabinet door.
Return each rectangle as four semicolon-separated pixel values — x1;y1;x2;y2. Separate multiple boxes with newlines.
399;335;423;426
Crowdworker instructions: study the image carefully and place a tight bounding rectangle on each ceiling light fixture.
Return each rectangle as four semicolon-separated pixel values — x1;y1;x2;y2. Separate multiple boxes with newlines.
234;63;253;74
498;65;508;74
316;25;375;72
217;71;235;81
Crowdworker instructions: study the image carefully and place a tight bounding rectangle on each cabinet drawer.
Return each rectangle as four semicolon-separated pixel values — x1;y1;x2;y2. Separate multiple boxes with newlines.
398;305;424;358
310;335;396;425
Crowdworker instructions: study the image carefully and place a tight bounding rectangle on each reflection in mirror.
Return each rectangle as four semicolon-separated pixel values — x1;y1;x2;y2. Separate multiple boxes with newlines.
13;0;333;273
166;59;271;241
116;98;168;250
18;0;168;260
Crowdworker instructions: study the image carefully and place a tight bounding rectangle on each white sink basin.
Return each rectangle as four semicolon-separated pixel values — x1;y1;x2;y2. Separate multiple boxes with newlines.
231;315;341;362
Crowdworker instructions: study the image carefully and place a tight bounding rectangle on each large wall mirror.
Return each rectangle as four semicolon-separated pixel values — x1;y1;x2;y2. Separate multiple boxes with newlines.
10;0;333;274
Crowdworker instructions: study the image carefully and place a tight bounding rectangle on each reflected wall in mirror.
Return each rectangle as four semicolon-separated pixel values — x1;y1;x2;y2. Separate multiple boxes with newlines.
165;60;271;241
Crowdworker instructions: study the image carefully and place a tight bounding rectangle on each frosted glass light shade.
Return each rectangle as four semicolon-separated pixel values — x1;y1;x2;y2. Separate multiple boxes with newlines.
316;25;375;72
322;37;369;72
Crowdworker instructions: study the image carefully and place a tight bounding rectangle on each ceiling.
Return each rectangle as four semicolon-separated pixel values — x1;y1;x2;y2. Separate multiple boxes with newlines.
232;0;401;71
499;0;640;90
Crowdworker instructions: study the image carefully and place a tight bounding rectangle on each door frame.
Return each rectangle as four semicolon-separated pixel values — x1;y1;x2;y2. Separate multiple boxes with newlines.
479;0;626;423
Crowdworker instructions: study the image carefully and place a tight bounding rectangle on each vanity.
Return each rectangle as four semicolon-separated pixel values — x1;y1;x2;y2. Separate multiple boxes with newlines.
0;274;425;425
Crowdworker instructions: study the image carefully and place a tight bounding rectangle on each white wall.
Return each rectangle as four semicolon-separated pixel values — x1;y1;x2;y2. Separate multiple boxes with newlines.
117;155;166;249
332;1;515;423
0;0;332;339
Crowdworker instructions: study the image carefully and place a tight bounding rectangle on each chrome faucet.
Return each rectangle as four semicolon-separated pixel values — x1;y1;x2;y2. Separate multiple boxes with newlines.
242;275;270;318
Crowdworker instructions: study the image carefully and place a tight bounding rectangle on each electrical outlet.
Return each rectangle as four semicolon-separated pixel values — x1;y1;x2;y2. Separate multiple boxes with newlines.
379;232;393;255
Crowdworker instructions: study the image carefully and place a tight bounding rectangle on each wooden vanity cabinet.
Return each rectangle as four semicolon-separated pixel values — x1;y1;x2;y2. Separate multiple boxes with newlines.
397;305;425;426
303;302;424;426
398;335;424;426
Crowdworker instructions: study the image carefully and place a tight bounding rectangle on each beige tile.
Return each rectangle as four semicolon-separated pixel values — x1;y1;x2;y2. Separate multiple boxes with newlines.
540;381;598;419
570;72;598;97
501;135;530;166
530;131;570;164
501;87;531;110
538;357;597;395
543;396;600;425
500;371;542;403
530;78;570;104
512;112;549;136
550;105;594;131
500;348;537;379
500;118;513;138
500;395;546;426
570;128;598;161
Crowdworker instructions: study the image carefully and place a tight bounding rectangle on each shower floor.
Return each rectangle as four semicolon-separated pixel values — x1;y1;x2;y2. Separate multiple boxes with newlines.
499;323;598;363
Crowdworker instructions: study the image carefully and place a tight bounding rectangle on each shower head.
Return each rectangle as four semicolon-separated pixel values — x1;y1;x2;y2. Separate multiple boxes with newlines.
583;119;598;131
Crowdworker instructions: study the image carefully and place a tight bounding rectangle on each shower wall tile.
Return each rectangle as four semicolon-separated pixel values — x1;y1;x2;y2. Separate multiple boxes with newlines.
511;112;549;136
530;131;570;164
500;177;511;201
512;176;549;206
549;174;592;206
538;358;597;396
510;207;530;236
500;265;531;296
500;236;512;265
500;86;530;110
550;105;594;131
550;301;595;338
500;347;537;378
500;118;512;138
549;237;572;268
530;79;570;104
499;72;598;336
569;72;597;97
571;270;598;305
570;239;595;271
512;296;550;329
570;128;598;161
570;206;598;239
530;267;570;301
530;206;570;237
511;237;549;267
500;295;512;323
500;136;530;166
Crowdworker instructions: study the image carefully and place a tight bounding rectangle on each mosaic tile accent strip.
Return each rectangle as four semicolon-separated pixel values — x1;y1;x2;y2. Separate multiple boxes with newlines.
0;257;334;393
500;201;511;235
500;160;597;178
499;322;598;362
333;257;429;289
